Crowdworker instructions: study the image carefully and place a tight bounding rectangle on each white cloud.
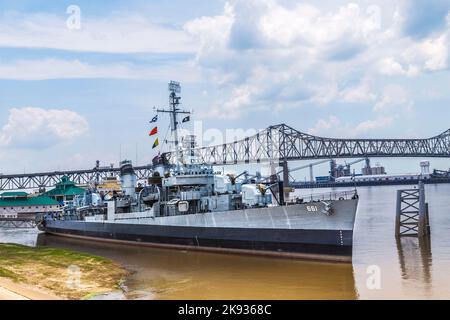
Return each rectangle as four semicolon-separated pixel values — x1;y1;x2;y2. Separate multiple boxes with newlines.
419;34;449;71
310;83;339;106
354;117;394;133
377;57;420;76
183;0;450;118
1;1;448;123
223;85;255;110
260;2;381;49
373;84;413;112
183;1;388;117
0;12;194;54
184;3;234;56
0;107;89;149
377;28;449;76
308;115;394;138
204;84;262;120
340;81;377;103
308;115;341;136
0;59;200;81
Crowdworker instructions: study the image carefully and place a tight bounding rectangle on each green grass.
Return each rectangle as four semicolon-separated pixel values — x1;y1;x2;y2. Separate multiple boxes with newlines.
0;244;129;300
0;266;22;282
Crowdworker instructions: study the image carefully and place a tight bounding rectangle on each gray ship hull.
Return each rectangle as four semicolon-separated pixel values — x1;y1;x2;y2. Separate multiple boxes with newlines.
40;198;358;262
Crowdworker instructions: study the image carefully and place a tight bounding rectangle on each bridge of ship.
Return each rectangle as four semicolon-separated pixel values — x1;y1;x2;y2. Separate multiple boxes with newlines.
0;124;449;191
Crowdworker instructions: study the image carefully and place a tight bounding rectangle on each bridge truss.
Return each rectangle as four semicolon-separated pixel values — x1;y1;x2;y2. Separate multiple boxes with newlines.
165;124;450;165
0;165;153;191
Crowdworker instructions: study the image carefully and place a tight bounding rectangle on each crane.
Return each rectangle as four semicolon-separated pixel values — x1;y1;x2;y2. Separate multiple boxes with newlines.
330;157;370;179
345;158;370;174
277;159;331;182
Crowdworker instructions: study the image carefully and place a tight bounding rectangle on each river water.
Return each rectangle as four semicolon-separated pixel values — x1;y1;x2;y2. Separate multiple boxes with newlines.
1;184;449;300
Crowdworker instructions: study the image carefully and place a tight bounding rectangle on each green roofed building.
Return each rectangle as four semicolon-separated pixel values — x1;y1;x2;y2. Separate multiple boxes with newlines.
43;176;86;204
0;192;61;219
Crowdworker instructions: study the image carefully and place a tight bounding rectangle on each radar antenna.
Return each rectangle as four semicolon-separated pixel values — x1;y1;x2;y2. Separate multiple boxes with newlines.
157;81;191;170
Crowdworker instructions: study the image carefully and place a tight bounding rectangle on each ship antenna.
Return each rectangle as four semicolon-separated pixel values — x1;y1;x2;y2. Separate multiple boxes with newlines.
157;81;191;172
352;170;357;196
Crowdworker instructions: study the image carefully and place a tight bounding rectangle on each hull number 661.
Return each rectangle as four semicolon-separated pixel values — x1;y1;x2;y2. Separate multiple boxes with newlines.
306;205;319;212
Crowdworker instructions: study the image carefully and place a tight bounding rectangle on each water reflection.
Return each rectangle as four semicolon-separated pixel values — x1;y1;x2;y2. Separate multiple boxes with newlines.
0;228;41;247
37;233;357;300
396;236;433;294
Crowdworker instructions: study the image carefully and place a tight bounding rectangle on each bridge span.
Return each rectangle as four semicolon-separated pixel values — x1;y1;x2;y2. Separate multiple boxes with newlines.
0;124;449;191
0;165;153;191
165;124;450;165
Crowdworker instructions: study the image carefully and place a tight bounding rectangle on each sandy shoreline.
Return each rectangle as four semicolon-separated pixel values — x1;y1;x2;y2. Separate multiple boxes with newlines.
0;278;61;300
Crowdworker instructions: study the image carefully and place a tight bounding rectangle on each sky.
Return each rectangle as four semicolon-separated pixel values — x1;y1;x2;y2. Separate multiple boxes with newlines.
0;0;449;179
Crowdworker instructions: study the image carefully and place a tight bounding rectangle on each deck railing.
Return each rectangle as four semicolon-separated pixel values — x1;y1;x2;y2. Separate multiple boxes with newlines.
292;189;358;203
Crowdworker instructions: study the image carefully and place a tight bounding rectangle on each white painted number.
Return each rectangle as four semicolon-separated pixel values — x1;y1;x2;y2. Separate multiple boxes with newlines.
306;206;318;212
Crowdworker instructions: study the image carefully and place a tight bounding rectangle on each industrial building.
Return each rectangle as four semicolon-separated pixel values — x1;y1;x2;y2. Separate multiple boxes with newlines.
314;158;386;183
335;173;431;184
361;164;386;176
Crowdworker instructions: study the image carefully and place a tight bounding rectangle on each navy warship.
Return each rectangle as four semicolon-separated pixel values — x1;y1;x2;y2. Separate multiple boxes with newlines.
39;82;359;262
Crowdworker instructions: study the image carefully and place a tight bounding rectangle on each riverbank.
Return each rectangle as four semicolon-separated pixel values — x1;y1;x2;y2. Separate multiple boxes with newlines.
0;277;60;300
0;244;128;300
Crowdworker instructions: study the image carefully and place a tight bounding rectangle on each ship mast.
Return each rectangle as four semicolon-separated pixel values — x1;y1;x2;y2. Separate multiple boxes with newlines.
157;81;191;171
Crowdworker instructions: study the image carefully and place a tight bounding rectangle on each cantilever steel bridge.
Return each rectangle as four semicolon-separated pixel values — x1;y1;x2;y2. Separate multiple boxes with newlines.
166;124;450;165
1;124;449;191
0;165;153;191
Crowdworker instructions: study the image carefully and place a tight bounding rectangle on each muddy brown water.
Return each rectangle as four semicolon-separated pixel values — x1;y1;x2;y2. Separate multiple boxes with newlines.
1;184;450;299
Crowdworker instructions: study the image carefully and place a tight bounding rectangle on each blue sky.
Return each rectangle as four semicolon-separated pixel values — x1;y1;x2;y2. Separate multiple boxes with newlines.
0;0;449;179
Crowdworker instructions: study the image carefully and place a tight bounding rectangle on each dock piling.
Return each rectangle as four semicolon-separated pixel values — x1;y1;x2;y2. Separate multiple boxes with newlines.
395;181;430;237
